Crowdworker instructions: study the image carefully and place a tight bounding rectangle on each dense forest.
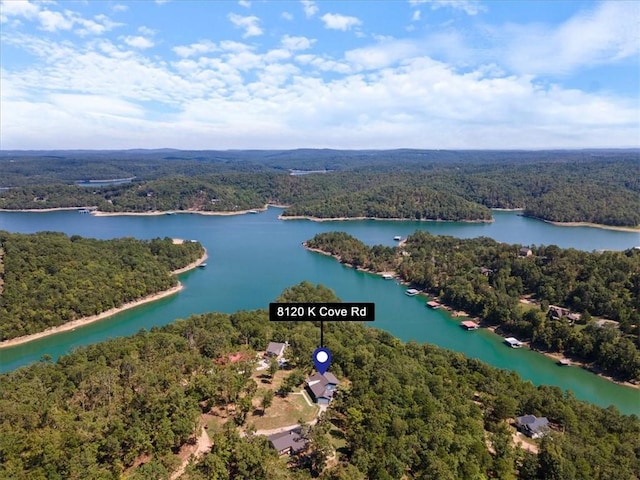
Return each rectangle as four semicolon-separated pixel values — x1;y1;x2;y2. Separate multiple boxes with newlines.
0;232;204;340
1;150;639;226
0;283;638;479
306;232;640;382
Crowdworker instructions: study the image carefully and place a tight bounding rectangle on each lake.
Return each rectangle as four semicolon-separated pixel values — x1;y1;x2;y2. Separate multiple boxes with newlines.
0;208;638;414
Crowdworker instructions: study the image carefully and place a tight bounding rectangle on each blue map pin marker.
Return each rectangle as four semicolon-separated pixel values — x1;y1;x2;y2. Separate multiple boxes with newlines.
313;347;332;374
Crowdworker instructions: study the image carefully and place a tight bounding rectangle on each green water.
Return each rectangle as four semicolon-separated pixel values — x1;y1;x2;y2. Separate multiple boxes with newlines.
0;208;638;414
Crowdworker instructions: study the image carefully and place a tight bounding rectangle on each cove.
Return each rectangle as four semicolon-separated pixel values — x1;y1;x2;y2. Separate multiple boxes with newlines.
0;208;638;415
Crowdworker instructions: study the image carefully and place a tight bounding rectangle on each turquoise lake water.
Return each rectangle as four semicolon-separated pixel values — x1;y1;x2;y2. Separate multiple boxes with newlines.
0;208;638;414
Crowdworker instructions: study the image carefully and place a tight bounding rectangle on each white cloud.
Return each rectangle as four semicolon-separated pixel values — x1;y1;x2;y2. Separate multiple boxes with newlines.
412;10;421;21
1;2;638;150
238;0;251;7
321;13;362;31
112;4;128;13
409;0;487;16
301;0;318;18
281;11;294;21
74;14;123;36
0;0;39;22
173;40;218;58
0;1;121;35
228;13;263;38
345;39;420;70
138;26;156;36
38;10;73;31
500;2;640;75
220;40;254;52
123;36;154;49
281;35;315;51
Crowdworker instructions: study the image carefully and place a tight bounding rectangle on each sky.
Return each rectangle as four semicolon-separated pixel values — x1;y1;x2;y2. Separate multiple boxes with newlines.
0;0;639;150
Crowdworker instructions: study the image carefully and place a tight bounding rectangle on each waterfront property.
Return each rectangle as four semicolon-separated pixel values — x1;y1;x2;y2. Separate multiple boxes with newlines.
460;321;479;330
307;371;340;405
519;247;533;257
268;428;307;456
426;300;442;309
265;341;287;359
548;305;581;323
504;337;523;348
516;415;550;439
405;288;420;296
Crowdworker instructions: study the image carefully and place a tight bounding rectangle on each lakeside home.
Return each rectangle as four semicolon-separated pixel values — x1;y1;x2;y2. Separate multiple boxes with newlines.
268;428;307;456
307;371;340;405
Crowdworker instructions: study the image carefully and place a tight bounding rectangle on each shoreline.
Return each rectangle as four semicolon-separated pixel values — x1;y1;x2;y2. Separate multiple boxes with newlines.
303;243;640;391
281;214;492;223
0;248;208;349
92;207;269;217
0;206;98;213
544;220;640;233
3;206;637;233
523;214;640;233
487;325;639;391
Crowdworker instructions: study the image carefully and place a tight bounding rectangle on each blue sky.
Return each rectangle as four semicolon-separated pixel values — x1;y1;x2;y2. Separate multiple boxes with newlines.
1;0;638;150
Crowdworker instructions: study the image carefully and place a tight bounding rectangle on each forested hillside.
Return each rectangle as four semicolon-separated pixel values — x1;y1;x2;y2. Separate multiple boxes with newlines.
0;232;204;340
306;232;640;382
1;151;639;226
0;283;638;479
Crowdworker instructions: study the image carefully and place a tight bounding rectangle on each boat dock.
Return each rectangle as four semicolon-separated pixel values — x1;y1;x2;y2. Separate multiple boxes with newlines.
504;337;523;348
460;321;479;330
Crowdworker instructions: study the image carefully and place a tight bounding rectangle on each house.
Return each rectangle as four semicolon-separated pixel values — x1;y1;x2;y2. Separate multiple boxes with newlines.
548;305;569;319
548;305;581;323
265;341;287;359
307;372;340;405
516;415;550;439
268;428;307;456
460;320;479;330
519;247;533;257
480;267;493;276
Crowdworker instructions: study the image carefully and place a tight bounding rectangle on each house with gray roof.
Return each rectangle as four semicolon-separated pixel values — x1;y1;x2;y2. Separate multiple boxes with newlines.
265;341;287;359
516;414;550;439
306;372;340;405
268;428;307;456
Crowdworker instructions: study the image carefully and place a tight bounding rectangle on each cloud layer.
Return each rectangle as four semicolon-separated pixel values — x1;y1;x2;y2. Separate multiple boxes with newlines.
1;0;638;149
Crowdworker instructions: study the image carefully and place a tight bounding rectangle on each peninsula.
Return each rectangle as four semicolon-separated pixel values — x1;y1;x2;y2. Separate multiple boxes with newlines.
0;232;206;344
1;283;638;479
305;231;640;386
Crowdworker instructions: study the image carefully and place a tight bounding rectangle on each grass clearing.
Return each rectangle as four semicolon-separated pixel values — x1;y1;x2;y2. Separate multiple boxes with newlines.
250;392;319;431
